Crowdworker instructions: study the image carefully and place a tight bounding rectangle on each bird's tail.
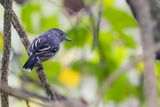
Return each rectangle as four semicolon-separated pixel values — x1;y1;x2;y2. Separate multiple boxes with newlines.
23;55;39;72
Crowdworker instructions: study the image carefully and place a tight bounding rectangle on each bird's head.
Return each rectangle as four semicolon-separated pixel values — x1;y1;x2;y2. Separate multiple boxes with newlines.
50;28;72;43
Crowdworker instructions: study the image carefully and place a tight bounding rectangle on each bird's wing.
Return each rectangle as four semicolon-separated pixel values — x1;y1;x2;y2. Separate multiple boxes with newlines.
35;43;59;55
50;45;59;53
28;36;59;55
35;44;51;54
28;37;42;53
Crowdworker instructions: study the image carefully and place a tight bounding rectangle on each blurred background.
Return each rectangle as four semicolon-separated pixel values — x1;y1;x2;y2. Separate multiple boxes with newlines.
0;0;159;107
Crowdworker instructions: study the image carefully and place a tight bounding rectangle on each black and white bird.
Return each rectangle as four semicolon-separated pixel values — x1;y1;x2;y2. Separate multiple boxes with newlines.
23;28;72;72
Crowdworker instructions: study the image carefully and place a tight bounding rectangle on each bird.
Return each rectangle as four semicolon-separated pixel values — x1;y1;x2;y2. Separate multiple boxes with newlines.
23;28;72;72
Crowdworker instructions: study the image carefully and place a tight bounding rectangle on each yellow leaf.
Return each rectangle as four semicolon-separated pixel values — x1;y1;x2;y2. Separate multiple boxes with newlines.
137;61;144;72
0;32;3;52
59;68;80;88
103;0;115;6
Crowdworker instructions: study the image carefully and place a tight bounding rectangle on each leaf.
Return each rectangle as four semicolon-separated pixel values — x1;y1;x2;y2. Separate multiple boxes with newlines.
64;24;90;49
43;61;61;81
118;31;136;48
103;7;137;30
20;2;42;33
104;75;137;102
112;46;128;65
103;0;115;6
58;68;81;88
40;16;59;33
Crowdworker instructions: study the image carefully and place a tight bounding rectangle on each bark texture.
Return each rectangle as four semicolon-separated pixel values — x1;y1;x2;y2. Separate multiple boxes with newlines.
0;0;13;106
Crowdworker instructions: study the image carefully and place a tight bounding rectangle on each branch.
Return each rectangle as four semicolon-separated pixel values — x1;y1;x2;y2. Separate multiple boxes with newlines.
0;0;13;106
20;74;66;101
0;82;51;106
126;0;139;21
127;0;160;44
0;84;85;107
35;64;59;102
86;0;106;67
95;0;102;44
0;0;62;102
0;82;85;107
86;0;102;50
127;0;158;107
11;11;30;50
20;75;41;87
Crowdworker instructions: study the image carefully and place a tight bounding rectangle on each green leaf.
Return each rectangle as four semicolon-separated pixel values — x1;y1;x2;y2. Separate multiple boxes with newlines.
43;61;61;82
118;31;136;48
20;2;42;33
98;31;122;71
40;16;59;33
103;7;137;30
104;75;135;102
64;24;90;49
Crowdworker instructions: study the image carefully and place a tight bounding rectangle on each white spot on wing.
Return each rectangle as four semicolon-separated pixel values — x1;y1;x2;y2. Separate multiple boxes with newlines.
39;45;50;51
31;43;34;51
38;37;41;43
23;68;31;72
35;38;39;47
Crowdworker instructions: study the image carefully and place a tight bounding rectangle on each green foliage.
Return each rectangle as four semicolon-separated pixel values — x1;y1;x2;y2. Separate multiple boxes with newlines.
43;61;61;81
65;24;90;49
21;2;42;33
40;16;59;32
3;0;145;106
104;75;138;102
103;6;137;30
118;31;136;48
19;0;138;102
20;1;60;34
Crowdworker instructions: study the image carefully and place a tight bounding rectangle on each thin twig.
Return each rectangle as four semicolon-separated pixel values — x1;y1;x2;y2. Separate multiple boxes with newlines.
88;0;102;50
20;75;66;101
86;0;105;67
26;101;30;107
35;64;59;102
0;0;13;106
21;89;49;101
96;0;106;68
20;75;42;87
86;7;96;50
95;0;102;46
11;11;30;50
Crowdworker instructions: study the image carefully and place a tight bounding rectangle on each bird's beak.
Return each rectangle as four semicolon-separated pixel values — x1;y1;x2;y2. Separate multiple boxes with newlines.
65;36;72;42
